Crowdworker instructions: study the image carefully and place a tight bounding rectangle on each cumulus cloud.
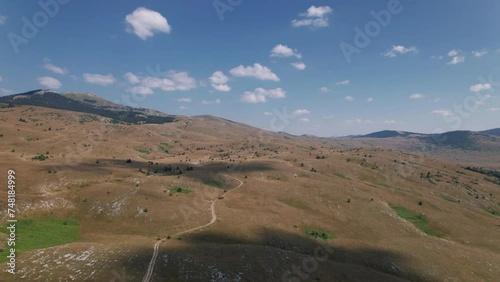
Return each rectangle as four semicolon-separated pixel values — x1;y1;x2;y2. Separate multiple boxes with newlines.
38;76;62;89
320;87;329;93
291;6;333;28
124;72;140;84
448;56;465;65
367;97;374;102
469;83;492;92
344;96;354;101
126;86;154;95
202;99;220;105
230;63;280;81
292;109;310;116
44;63;68;75
410;93;425;99
336;80;350;86
447;49;465;65
124;71;197;94
83;73;116;86
432;109;454;117
291;62;306;70
241;87;286;103
125;7;171;40
209;71;231;92
177;98;191;103
270;44;302;58
383;45;418;57
344;119;372;125
472;49;488;57
0;15;6;25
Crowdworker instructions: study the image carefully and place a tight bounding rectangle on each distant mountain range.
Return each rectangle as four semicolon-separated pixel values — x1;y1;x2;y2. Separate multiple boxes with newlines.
1;90;499;152
0;89;177;124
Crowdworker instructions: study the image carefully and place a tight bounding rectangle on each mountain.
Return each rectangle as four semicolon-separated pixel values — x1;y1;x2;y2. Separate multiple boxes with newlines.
0;89;177;124
480;128;500;137
357;130;421;138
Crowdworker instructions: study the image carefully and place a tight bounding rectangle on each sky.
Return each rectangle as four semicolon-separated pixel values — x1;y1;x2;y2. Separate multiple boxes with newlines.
0;0;499;137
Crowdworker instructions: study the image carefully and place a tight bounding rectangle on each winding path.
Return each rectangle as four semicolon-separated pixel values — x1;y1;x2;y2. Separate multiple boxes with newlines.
142;174;244;282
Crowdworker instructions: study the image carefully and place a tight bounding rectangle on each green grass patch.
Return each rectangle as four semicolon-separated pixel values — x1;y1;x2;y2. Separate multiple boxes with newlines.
135;148;151;154
0;103;9;109
389;204;443;237
32;154;48;161
303;227;334;240
333;172;349;179
484;207;499;217
158;143;171;153
376;183;402;191
439;194;459;203
169;187;192;194
205;180;224;189
0;217;80;262
280;199;310;211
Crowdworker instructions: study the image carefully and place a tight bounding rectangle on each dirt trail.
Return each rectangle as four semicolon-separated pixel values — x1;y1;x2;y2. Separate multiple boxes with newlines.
142;174;244;282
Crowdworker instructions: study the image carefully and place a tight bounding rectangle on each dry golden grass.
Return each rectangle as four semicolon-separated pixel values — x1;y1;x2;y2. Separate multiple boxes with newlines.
0;106;499;281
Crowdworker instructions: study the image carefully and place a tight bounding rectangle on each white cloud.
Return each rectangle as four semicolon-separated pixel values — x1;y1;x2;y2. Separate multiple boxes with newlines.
299;118;310;122
410;93;425;99
320;87;329;93
263;112;273;116
0;15;6;25
292;6;333;28
126;86;154;95
0;76;3;82
209;71;231;92
384;120;396;124
490;108;498;112
83;73;116;86
124;72;140;84
367;97;374;102
38;76;62;89
431;55;444;60
179;106;187;110
0;88;14;95
336;80;350;86
431;109;454;117
433;98;441;103
469;83;492;92
230;63;280;81
292;109;310;116
139;71;197;92
125;7;171;40
202;99;220;105
177;98;192;103
291;62;306;70
448;49;460;57
44;63;68;75
270;44;302;58
241;87;286;103
344;96;354;101
383;45;418;57
472;50;488;57
344;119;372;125
448;56;465;65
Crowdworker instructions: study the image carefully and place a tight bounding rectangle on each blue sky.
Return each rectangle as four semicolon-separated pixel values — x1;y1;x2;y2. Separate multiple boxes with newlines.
0;0;499;136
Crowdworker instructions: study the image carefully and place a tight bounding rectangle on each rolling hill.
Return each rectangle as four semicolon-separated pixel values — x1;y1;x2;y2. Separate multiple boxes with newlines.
0;91;499;281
